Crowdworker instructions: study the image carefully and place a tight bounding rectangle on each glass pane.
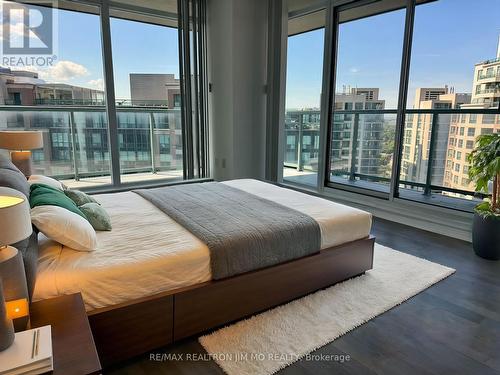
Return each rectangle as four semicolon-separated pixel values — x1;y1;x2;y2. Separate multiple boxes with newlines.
330;113;396;192
110;6;183;184
407;0;500;109
283;25;324;186
401;0;500;209
335;7;405;109
328;6;404;192
0;3;109;188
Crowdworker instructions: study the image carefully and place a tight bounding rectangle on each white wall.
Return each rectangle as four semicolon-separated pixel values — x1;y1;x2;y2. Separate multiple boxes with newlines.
207;0;268;181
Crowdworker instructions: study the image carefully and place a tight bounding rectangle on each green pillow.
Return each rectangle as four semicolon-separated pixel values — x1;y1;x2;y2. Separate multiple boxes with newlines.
29;184;87;219
79;203;112;231
64;189;98;206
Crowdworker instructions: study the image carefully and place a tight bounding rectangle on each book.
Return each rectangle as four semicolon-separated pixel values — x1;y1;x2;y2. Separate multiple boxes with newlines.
0;326;53;375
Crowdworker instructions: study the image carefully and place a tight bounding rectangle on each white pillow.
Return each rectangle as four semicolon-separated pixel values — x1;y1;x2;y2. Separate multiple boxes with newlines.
31;206;97;251
28;175;64;191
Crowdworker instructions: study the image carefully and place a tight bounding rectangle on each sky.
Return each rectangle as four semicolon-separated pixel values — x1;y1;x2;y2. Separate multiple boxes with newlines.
285;0;500;110
1;0;499;105
0;3;179;99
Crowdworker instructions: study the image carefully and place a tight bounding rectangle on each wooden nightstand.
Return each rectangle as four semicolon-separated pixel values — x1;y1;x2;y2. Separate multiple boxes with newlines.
29;293;102;375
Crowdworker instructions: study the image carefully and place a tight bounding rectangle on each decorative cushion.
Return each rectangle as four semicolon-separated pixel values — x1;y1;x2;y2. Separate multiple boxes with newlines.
0;154;30;198
30;183;87;219
65;189;98;207
31;205;97;251
28;175;64;191
79;203;112;231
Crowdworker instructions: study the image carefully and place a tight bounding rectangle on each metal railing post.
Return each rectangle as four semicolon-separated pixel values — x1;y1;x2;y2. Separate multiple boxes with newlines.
149;112;156;174
297;115;304;171
350;113;360;181
69;111;80;181
424;113;438;196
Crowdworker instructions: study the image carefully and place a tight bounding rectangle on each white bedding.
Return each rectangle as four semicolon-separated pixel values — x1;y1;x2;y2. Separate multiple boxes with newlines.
33;179;372;311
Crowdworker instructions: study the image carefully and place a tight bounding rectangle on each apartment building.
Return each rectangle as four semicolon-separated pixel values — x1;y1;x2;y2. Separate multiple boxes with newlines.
0;68;182;178
444;41;500;193
284;108;321;171
0;68;104;105
330;88;387;178
400;88;471;186
129;73;181;108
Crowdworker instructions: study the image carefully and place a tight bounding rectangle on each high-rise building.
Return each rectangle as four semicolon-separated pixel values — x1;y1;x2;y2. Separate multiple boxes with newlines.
129;73;181;108
330;88;388;178
400;88;471;185
443;39;500;193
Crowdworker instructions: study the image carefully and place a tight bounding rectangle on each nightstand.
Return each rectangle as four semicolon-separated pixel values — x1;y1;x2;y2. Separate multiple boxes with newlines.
29;293;102;375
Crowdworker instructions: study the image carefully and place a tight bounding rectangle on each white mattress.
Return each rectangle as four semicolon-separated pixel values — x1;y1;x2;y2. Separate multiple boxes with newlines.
33;179;372;311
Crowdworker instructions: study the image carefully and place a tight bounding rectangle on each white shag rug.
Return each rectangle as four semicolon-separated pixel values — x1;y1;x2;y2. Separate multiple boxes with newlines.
199;243;455;375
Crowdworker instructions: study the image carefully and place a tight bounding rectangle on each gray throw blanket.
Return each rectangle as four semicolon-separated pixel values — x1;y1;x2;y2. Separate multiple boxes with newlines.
134;182;321;279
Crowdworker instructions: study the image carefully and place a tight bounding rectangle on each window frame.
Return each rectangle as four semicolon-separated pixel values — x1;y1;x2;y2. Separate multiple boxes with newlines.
275;0;499;212
0;0;210;192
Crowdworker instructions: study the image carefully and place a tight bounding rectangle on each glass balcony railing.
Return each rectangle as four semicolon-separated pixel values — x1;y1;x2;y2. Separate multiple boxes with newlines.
33;98;106;106
284;108;496;210
7;98;174;107
478;72;500;80
475;87;500;95
329;110;396;193
0;105;183;189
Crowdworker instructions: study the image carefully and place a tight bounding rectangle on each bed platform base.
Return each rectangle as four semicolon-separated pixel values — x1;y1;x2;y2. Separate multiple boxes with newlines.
87;236;375;366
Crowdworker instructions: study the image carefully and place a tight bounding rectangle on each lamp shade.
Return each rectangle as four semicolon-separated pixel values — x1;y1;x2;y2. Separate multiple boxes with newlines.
0;131;43;151
0;187;32;247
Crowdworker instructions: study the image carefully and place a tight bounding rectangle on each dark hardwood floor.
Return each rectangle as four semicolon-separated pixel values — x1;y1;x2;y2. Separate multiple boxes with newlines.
107;218;500;375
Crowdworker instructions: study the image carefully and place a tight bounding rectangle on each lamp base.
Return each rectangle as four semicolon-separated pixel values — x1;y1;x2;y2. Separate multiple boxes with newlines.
10;151;33;178
0;280;15;351
0;246;29;332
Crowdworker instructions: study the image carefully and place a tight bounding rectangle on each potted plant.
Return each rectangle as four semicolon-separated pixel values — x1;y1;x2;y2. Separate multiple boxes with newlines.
467;133;500;260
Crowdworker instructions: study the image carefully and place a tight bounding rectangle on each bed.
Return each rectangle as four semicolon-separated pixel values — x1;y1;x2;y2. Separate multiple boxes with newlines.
33;179;372;312
33;179;374;365
0;154;374;367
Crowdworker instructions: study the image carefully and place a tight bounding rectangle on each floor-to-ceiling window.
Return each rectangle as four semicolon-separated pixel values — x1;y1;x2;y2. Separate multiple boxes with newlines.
280;0;499;212
328;5;405;193
398;0;499;208
0;1;110;188
0;0;208;190
110;1;184;184
283;14;325;186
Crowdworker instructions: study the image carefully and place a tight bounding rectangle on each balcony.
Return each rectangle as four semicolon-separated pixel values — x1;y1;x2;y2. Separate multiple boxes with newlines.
33;99;106;106
284;108;495;211
475;87;500;95
0;105;184;189
478;72;500;81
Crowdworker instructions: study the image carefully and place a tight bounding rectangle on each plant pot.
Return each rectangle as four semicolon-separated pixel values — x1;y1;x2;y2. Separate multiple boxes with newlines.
472;212;500;260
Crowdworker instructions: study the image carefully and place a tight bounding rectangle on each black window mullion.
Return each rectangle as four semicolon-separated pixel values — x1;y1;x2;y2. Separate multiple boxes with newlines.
177;0;193;179
322;1;339;189
390;0;416;200
100;0;121;187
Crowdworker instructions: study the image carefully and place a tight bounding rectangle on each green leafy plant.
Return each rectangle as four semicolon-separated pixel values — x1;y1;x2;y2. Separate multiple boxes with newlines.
467;133;500;218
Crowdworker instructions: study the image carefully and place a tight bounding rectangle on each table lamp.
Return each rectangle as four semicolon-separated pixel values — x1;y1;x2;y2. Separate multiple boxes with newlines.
0;131;43;177
0;187;32;351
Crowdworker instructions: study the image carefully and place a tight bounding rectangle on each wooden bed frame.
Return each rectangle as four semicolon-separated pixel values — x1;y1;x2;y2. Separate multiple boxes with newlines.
87;236;375;367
